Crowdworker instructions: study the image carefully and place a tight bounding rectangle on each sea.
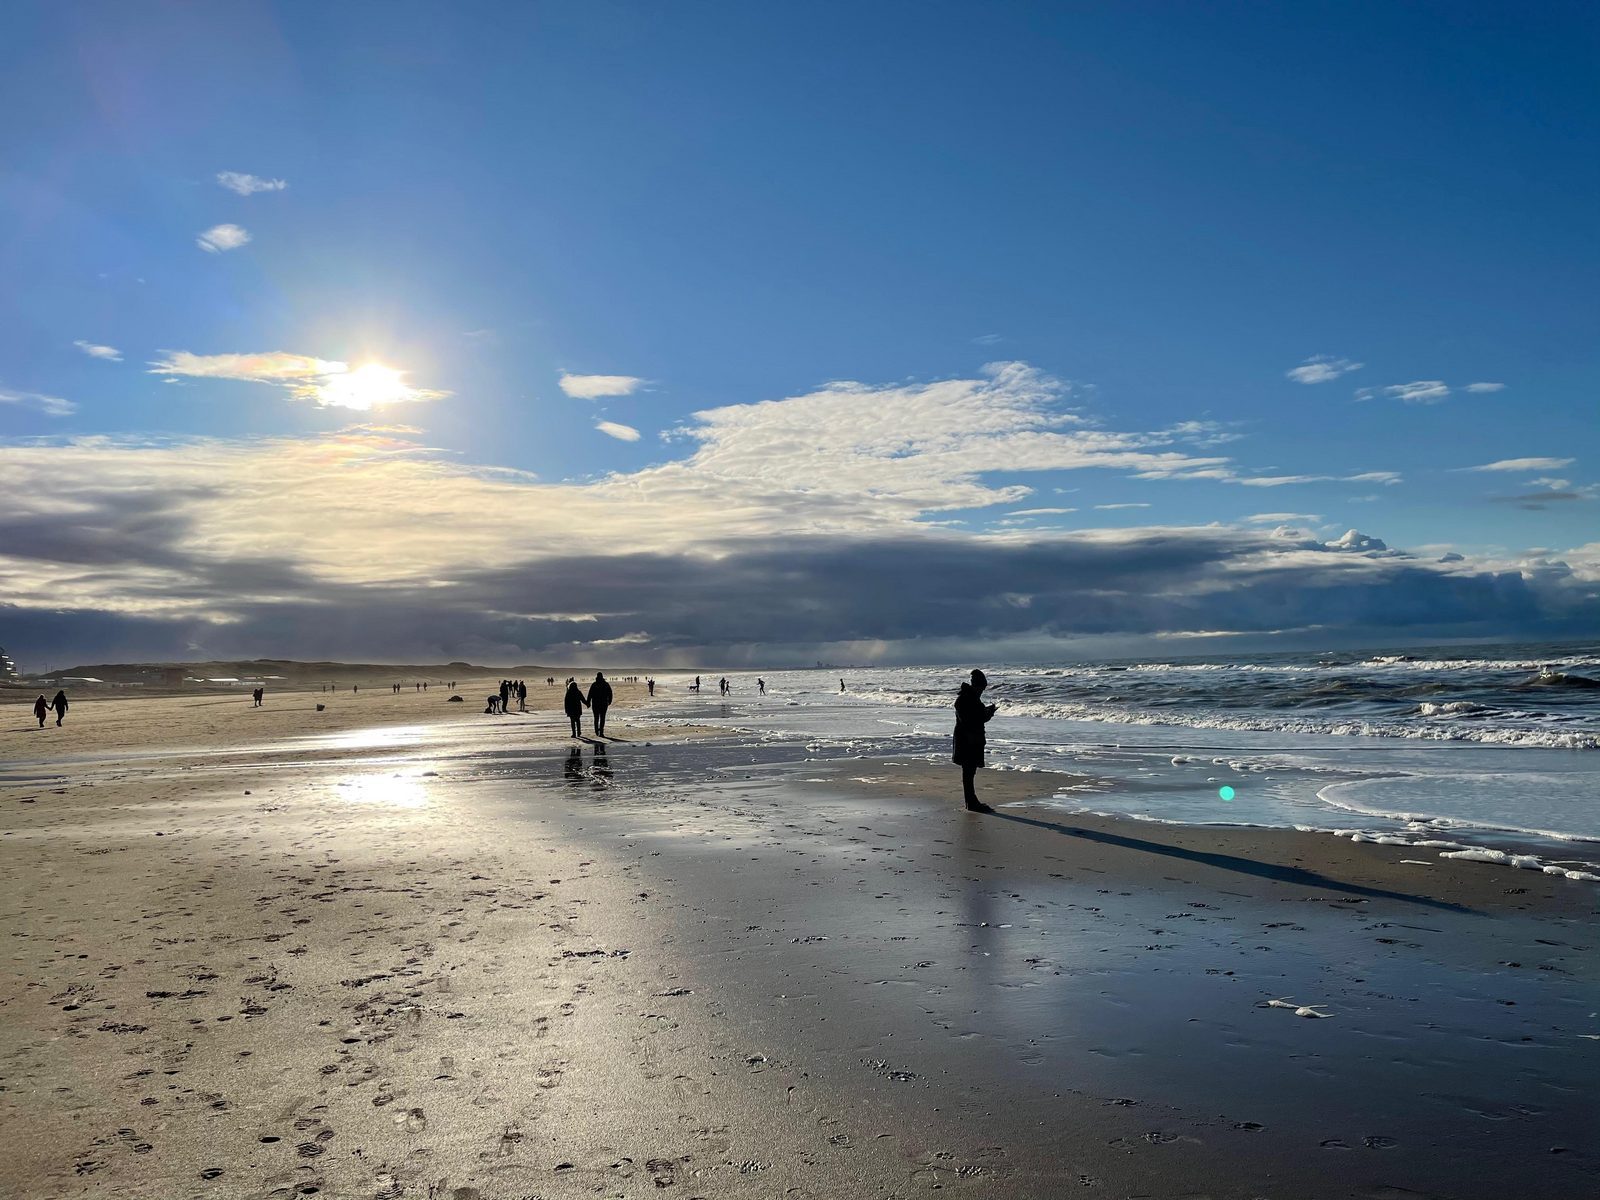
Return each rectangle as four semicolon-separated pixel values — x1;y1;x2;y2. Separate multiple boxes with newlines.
647;640;1600;880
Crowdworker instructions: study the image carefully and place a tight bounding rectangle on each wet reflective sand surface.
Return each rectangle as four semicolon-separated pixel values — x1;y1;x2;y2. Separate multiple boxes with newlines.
2;707;1595;1198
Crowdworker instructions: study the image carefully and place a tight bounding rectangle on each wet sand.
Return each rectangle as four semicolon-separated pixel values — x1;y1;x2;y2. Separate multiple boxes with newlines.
0;677;645;760
1;708;1595;1198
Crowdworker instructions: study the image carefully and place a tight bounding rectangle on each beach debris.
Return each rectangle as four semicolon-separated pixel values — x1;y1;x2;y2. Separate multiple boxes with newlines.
1264;997;1334;1018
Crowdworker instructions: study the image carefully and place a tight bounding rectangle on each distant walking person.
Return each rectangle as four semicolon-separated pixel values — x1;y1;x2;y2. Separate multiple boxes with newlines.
517;680;527;712
32;695;48;728
588;672;614;738
757;678;766;695
252;687;265;707
839;678;846;693
50;690;69;727
952;670;997;813
564;680;588;738
646;677;655;697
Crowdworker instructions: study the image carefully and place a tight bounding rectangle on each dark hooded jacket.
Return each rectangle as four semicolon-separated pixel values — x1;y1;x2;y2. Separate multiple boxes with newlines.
563;682;588;719
951;682;995;767
587;675;614;712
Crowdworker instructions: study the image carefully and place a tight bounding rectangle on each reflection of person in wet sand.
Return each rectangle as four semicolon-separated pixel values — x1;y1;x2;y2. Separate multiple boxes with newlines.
592;743;612;785
952;669;997;813
33;695;48;728
563;680;588;738
564;745;584;784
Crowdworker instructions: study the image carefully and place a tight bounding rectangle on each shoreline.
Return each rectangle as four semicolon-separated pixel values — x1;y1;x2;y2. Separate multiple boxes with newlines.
802;757;1600;917
2;700;1596;1197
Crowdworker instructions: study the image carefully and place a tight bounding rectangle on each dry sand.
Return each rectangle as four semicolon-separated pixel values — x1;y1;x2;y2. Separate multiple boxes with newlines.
1;694;1595;1198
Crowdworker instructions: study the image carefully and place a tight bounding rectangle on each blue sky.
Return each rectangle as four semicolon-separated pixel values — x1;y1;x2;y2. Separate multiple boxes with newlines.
2;2;1597;664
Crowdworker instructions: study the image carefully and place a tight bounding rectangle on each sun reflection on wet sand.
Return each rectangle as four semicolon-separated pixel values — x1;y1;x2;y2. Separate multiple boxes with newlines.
331;772;433;808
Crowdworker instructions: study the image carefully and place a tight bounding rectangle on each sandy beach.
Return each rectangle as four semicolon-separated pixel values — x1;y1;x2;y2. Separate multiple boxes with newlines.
1;690;1595;1199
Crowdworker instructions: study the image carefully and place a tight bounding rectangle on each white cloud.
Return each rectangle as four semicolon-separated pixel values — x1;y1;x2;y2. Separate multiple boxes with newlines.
197;224;251;253
1384;380;1450;404
74;340;122;361
1163;420;1242;446
559;372;643;399
596;420;641;442
1464;457;1575;472
0;387;75;416
1239;474;1327;487
972;333;1004;346
151;351;348;382
148;350;448;409
1466;382;1505;393
1094;502;1151;510
1287;356;1362;384
216;171;287;195
1234;469;1400;488
1243;512;1322;524
1007;507;1076;516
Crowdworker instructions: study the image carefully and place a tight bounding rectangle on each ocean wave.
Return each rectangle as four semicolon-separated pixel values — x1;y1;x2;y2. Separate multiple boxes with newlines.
1414;701;1495;718
859;682;1597;748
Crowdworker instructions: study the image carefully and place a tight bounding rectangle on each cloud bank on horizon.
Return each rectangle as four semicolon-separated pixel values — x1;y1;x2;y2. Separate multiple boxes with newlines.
3;363;1597;665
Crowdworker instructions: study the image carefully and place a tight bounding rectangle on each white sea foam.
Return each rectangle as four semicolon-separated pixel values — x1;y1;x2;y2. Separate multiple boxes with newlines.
1437;847;1600;881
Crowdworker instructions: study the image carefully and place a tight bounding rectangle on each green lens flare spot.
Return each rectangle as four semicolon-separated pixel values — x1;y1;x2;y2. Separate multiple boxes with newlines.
1218;785;1236;801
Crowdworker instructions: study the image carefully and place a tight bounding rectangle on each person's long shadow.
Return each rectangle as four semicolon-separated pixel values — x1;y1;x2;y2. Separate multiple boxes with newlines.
990;810;1474;914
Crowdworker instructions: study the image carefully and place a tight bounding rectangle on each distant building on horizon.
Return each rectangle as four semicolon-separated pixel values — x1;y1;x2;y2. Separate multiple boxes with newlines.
0;647;19;679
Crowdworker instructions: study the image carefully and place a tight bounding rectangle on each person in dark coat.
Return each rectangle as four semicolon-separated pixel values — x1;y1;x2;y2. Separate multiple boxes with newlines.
951;669;997;812
49;690;69;727
33;695;48;727
563;680;588;738
587;672;614;737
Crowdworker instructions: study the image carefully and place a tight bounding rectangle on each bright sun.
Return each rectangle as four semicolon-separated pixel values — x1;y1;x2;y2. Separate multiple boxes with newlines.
317;362;412;410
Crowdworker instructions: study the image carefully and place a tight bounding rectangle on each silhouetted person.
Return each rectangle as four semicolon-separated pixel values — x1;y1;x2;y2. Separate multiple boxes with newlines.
952;669;997;812
252;687;265;707
757;677;765;695
33;695;48;728
499;680;510;713
646;677;655;697
588;672;613;737
485;693;500;714
840;678;846;692
564;680;588;737
50;690;68;727
518;680;527;711
693;675;701;693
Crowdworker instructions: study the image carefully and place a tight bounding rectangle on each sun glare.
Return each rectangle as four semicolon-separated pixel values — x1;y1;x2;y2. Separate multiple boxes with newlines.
317;362;412;410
